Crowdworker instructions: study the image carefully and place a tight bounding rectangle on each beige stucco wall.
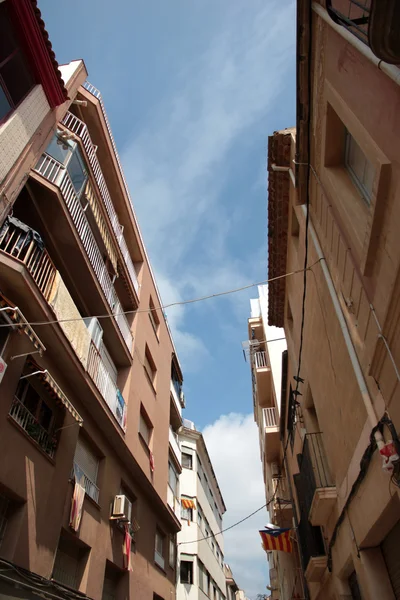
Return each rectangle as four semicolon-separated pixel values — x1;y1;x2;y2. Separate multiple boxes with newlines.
0;85;50;184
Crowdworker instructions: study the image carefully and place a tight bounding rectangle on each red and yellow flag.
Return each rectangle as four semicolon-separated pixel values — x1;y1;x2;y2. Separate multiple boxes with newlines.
259;528;292;553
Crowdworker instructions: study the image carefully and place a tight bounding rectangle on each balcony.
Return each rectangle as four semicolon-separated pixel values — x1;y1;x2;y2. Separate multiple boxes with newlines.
325;0;400;64
170;379;184;417
61;111;140;299
9;397;57;458
169;427;181;466
0;216;57;303
270;477;292;527
299;433;336;526
253;350;272;408
87;342;126;430
167;484;181;521
33;153;133;353
263;407;280;462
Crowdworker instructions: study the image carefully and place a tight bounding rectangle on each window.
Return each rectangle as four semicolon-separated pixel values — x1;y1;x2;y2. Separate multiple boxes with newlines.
155;529;165;569
139;406;152;447
45;133;88;198
168;461;179;497
0;315;9;356
348;571;362;600
180;561;193;584
52;534;89;590
144;345;157;388
211;541;215;553
169;534;176;569
198;561;207;593
197;507;203;529
345;130;374;204
10;378;58;456
181;504;193;522
171;360;182;398
149;296;160;336
102;563;121;600
73;437;100;503
0;3;35;123
182;452;193;469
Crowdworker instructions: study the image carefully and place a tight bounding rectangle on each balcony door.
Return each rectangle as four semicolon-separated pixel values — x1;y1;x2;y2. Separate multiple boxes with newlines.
45;132;88;198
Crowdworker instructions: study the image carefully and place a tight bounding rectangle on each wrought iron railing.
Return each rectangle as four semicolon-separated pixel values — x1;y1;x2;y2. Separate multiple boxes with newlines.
299;432;334;516
34;154;133;351
0;217;56;301
73;462;99;503
326;0;370;45
87;342;126;429
10;397;56;457
61;111;140;297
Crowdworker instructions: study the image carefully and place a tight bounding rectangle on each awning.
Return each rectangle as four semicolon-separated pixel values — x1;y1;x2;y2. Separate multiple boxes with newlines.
27;357;83;425
181;498;196;509
0;294;46;356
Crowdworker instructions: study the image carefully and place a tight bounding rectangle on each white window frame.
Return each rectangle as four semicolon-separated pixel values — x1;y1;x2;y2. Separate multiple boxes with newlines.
155;530;165;569
344;129;374;205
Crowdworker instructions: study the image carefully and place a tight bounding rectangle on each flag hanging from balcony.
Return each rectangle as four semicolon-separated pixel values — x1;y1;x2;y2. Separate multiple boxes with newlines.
181;498;196;526
122;523;132;571
259;528;292;553
69;480;85;532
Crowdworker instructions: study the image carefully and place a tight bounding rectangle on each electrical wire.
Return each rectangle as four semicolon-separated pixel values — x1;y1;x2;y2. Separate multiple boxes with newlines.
0;260;324;329
179;486;281;546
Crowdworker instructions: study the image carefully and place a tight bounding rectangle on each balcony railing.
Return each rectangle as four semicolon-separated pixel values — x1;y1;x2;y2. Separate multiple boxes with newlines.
254;350;268;369
10;397;56;457
0;217;56;301
264;407;278;428
34;154;133;351
73;462;99;503
61;111;140;296
325;0;400;64
87;342;126;429
169;427;181;464
299;432;334;516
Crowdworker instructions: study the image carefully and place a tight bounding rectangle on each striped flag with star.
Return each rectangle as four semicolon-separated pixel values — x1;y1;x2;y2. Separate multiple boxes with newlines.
259;527;292;553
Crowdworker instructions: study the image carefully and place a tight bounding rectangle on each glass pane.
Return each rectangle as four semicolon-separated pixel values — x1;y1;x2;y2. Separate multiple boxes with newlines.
67;149;87;196
363;160;375;198
46;134;71;165
1;51;34;106
0;83;11;121
0;4;17;63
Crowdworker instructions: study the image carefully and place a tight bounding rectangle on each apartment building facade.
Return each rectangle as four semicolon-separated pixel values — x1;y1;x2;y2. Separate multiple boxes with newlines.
0;2;186;600
177;420;226;600
246;286;304;600
258;2;400;600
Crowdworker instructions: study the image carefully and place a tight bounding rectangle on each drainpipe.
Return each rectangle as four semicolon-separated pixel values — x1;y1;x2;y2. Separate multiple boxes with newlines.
301;204;384;448
311;2;400;87
271;164;296;188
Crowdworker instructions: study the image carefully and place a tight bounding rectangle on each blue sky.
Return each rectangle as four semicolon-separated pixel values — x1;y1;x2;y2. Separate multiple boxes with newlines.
39;0;296;596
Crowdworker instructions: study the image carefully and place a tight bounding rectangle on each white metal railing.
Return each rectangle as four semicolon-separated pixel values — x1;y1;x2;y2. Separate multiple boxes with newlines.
264;407;278;428
254;351;268;369
10;397;55;457
34;154;133;351
73;462;99;503
87;343;126;429
61;111;139;296
169;427;181;464
167;485;181;521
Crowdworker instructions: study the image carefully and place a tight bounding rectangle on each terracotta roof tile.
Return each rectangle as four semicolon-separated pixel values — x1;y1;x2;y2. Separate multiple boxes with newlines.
267;130;291;327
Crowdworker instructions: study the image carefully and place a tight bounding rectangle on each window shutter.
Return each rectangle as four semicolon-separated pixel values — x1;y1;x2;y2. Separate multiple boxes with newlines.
74;437;99;484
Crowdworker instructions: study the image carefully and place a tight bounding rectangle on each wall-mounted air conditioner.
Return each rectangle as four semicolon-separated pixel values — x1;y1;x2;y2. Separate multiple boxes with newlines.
110;494;132;522
83;317;103;350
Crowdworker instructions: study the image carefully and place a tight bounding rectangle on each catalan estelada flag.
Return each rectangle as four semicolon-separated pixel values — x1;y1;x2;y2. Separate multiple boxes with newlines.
259;528;292;553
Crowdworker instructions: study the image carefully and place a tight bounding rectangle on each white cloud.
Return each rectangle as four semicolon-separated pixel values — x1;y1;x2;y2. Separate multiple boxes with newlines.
203;414;269;599
122;0;296;369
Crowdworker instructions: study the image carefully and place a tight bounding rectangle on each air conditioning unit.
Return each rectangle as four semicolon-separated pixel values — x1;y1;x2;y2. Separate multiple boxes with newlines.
83;317;103;350
271;463;280;478
111;495;132;522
